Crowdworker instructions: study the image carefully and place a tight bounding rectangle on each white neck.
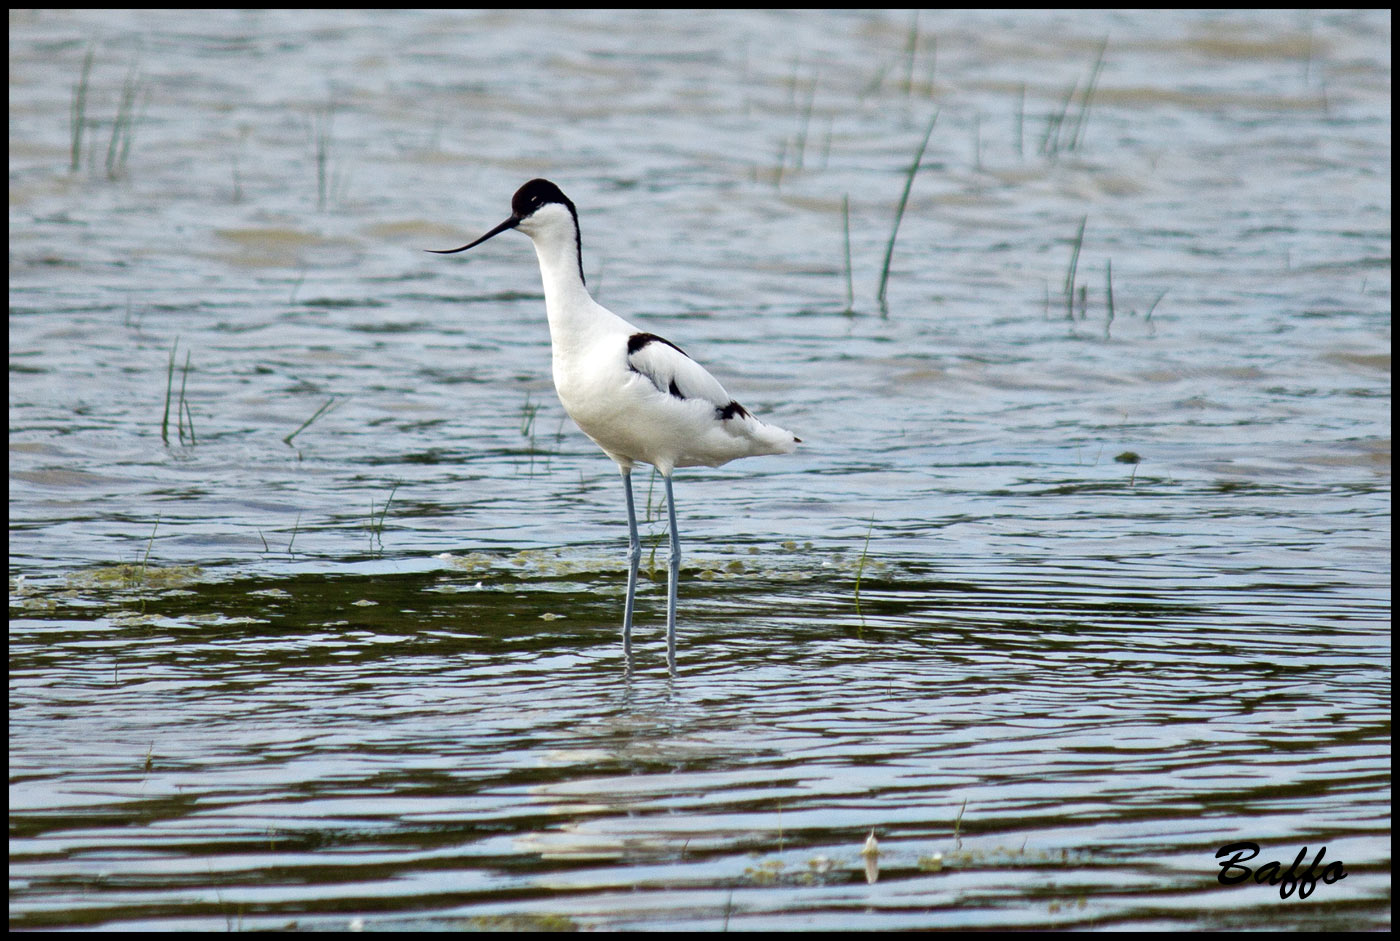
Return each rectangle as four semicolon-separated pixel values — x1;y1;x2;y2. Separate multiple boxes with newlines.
521;206;629;344
528;221;590;314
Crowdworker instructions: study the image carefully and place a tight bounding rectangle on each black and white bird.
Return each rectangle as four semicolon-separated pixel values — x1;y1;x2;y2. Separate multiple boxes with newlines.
431;179;799;672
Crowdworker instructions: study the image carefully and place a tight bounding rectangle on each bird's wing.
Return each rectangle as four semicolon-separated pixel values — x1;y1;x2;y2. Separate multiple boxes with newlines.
625;331;737;410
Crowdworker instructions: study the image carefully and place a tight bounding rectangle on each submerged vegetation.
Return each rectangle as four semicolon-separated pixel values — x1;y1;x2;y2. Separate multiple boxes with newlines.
284;397;339;446
876;110;940;315
761;32;1159;334
69;47;145;180
160;338;196;447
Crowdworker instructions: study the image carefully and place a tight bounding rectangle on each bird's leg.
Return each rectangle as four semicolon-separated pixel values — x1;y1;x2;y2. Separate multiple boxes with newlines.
664;473;680;674
621;466;639;665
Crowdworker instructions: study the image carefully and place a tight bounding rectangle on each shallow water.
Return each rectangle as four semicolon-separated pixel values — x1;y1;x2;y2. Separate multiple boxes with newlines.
9;9;1390;930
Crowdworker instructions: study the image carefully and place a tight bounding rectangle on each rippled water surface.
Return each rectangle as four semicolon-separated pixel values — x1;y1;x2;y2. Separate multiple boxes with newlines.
10;9;1390;930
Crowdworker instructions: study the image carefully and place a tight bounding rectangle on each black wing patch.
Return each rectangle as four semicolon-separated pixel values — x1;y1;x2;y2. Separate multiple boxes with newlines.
627;331;749;420
627;332;686;357
717;401;750;420
629;332;691;401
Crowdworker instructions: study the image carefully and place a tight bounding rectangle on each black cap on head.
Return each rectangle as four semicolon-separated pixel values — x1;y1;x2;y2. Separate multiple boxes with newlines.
512;178;575;220
428;178;585;284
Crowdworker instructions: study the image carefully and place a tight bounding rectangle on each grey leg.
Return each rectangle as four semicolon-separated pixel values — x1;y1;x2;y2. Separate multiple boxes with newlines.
621;467;639;664
664;473;680;674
